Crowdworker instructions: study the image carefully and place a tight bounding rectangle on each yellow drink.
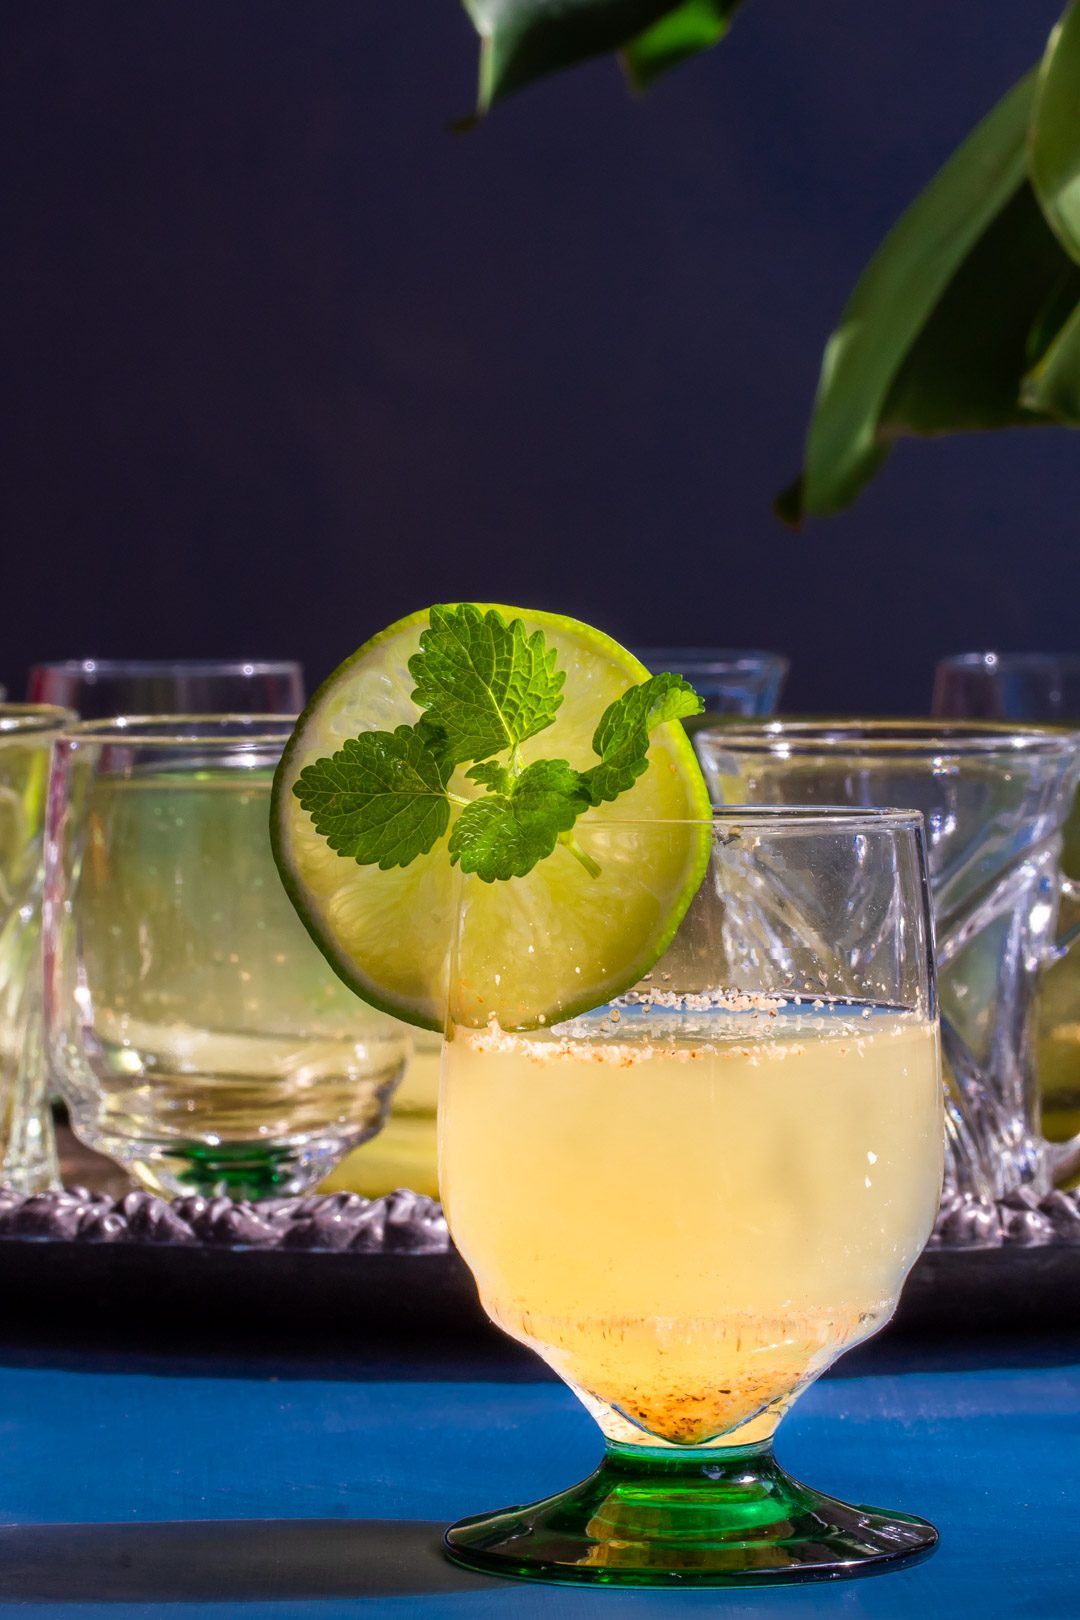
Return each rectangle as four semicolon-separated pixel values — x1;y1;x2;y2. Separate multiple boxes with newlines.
441;1003;942;1449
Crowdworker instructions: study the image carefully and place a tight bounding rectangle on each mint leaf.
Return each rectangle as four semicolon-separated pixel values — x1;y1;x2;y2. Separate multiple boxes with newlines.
448;758;589;882
580;673;702;806
465;759;514;793
408;603;564;765
293;726;451;870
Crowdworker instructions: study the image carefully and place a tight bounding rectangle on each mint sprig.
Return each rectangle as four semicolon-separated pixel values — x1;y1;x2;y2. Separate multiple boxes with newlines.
294;605;702;884
409;602;564;765
291;726;452;871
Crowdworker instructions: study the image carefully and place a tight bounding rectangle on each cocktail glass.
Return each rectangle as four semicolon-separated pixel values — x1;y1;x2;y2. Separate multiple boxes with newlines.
28;659;304;718
697;721;1080;1204
633;649;788;719
0;705;72;1191
44;717;409;1197
441;807;942;1586
934;656;1080;1172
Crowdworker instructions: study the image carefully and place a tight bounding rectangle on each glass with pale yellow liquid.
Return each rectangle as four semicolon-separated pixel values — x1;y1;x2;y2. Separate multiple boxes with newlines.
44;718;410;1198
440;807;944;1586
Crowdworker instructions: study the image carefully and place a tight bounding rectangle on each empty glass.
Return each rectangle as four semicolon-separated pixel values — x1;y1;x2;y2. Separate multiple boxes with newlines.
697;721;1080;1206
0;705;72;1192
28;659;304;718
933;652;1080;725
44;717;409;1197
935;654;1080;1164
441;809;941;1585
632;650;788;719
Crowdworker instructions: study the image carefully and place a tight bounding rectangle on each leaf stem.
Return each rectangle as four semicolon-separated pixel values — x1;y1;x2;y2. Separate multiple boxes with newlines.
560;831;601;879
447;792;471;808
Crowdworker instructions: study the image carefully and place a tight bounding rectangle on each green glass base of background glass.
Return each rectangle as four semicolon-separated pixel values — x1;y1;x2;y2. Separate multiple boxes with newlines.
444;1440;938;1588
94;1135;360;1200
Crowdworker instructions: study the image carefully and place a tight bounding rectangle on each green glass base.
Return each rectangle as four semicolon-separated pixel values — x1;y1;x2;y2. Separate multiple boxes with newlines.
102;1136;350;1200
444;1441;938;1588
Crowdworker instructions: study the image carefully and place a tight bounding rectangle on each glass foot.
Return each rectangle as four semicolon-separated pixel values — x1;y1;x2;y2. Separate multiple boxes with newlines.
444;1442;938;1588
103;1137;352;1200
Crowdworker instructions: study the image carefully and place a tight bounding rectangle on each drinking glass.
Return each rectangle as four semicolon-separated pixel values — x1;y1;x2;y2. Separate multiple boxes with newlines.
44;717;409;1198
697;721;1080;1205
322;1026;441;1198
934;654;1080;1163
0;705;72;1192
441;808;942;1586
28;660;304;718
933;652;1080;725
633;650;788;719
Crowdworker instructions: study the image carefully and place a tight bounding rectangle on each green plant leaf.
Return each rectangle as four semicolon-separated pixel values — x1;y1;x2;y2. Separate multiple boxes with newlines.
621;0;742;93
580;673;701;805
879;181;1075;433
465;759;515;792
408;603;563;765
448;758;590;881
1031;0;1080;265
461;0;684;111
788;70;1037;520
1022;296;1080;421
292;727;452;871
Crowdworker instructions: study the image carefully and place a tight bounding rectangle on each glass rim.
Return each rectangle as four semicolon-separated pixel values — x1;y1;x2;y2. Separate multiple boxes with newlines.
696;717;1080;759
937;651;1080;675
604;805;925;834
30;658;302;678
0;702;76;735
57;714;298;747
634;648;790;675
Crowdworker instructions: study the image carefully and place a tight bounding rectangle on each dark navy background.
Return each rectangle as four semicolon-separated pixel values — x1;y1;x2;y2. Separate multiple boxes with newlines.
3;1;1073;713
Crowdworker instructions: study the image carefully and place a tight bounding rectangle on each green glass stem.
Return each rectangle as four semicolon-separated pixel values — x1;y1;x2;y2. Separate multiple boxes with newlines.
444;1439;938;1587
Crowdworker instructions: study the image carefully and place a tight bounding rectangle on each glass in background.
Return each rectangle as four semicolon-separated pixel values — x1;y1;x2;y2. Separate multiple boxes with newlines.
45;717;409;1199
934;653;1080;1173
441;809;941;1584
28;659;304;718
633;649;788;719
321;1025;440;1198
698;720;1080;1209
0;705;73;1191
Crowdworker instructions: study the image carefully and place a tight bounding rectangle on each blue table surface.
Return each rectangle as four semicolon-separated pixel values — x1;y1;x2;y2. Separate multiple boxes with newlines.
0;1336;1075;1620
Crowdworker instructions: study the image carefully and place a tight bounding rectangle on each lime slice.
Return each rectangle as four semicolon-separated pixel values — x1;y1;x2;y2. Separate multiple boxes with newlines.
271;606;711;1031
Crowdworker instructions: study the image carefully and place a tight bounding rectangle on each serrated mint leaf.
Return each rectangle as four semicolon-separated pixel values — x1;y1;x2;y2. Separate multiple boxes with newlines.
448;757;589;882
408;603;564;765
465;759;514;793
580;673;702;806
293;726;451;871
